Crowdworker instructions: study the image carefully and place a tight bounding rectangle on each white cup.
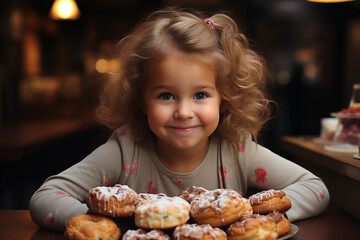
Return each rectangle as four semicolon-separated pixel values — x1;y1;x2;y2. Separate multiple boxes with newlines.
320;118;338;141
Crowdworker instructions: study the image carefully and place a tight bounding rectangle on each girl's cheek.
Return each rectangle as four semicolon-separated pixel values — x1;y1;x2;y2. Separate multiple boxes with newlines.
199;106;220;124
149;109;170;123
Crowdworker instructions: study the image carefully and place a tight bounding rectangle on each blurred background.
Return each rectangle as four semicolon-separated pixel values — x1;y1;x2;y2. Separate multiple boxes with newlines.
0;0;359;209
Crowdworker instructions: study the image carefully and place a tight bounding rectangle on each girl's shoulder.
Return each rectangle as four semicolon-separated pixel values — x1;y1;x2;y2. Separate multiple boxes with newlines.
113;125;132;138
216;134;256;153
111;124;140;142
103;125;138;152
217;134;269;164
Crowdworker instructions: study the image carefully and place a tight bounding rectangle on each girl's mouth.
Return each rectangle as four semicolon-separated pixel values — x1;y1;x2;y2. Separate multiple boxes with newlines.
169;126;198;132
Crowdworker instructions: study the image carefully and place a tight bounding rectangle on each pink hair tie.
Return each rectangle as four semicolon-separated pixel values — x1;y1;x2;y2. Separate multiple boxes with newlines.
204;18;215;31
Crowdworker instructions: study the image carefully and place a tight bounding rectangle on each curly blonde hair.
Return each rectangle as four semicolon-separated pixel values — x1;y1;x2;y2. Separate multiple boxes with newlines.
96;7;274;147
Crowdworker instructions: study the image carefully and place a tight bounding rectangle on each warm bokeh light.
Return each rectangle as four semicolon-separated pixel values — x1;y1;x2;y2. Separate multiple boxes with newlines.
49;0;80;20
107;59;120;73
23;32;41;75
95;59;108;73
95;59;120;74
304;63;319;79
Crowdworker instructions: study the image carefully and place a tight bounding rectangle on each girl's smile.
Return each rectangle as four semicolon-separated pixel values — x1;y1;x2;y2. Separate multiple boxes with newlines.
167;125;200;135
168;126;199;132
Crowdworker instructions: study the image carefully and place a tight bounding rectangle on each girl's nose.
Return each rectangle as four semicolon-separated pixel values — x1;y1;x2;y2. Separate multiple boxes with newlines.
174;100;195;120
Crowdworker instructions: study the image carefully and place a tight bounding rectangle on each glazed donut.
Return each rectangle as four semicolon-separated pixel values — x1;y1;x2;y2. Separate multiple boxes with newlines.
86;184;139;217
226;214;278;240
248;189;291;214
65;214;121;240
242;198;253;216
177;186;208;203
267;211;291;236
190;189;247;227
138;193;167;204
135;196;190;229
122;229;170;240
173;224;227;240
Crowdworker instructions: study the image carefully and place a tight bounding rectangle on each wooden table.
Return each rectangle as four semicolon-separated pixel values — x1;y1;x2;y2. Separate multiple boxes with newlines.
281;136;360;181
0;209;359;239
281;136;360;219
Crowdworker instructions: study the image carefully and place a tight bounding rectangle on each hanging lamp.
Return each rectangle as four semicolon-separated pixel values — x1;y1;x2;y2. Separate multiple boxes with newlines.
49;0;80;20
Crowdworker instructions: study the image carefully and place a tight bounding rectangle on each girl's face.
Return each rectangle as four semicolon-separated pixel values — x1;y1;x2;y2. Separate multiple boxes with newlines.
143;54;221;152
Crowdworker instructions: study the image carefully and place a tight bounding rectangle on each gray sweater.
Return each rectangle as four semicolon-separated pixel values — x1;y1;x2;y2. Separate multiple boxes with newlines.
29;125;329;231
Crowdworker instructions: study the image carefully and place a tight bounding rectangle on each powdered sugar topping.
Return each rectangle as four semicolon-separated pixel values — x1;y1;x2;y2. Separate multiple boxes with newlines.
173;224;226;240
248;189;284;205
123;229;170;240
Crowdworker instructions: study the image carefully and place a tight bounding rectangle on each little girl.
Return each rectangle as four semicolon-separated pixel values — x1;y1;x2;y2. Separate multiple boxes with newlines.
29;8;329;231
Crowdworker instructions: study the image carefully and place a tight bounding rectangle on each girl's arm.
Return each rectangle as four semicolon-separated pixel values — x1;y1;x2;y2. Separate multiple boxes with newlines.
244;139;330;222
29;129;126;231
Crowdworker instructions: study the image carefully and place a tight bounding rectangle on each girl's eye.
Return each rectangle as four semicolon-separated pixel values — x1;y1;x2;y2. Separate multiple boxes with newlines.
159;93;173;100
194;92;208;100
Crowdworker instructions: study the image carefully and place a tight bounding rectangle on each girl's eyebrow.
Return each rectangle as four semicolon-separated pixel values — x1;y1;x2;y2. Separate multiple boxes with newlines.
196;85;216;91
150;85;172;91
192;85;217;93
150;84;216;91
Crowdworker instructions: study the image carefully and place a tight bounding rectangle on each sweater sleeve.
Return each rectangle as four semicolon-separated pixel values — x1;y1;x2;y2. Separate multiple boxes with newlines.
29;129;126;231
243;139;330;222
